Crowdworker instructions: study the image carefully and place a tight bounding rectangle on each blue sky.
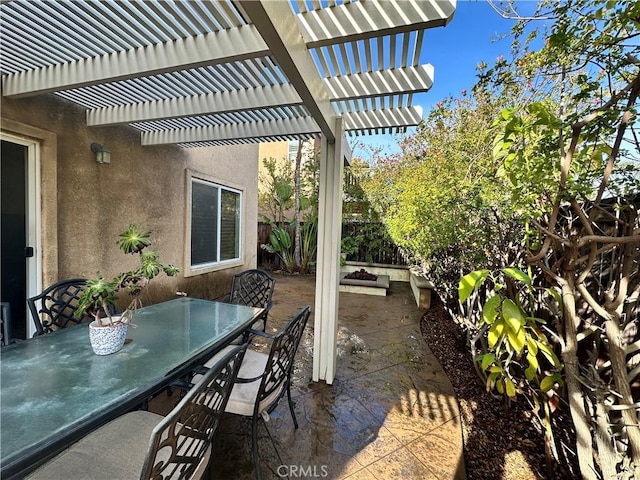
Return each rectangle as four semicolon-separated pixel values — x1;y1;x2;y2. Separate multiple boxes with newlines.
352;0;541;160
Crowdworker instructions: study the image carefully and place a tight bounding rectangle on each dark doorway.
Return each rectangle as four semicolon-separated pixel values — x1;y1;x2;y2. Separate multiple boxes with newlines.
1;140;28;340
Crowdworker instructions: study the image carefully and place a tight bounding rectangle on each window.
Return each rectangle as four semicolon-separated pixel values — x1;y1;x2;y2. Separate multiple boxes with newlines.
287;141;299;161
187;173;242;275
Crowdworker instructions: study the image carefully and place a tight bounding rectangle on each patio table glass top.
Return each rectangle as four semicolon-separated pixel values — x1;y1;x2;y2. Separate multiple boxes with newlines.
0;297;262;479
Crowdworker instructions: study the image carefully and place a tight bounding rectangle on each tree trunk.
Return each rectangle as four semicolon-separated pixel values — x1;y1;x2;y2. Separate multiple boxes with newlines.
293;140;302;269
604;316;640;461
561;278;597;480
593;388;619;479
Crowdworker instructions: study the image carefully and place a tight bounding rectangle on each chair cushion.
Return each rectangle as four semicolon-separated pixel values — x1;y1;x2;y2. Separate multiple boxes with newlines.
26;410;162;480
197;346;284;417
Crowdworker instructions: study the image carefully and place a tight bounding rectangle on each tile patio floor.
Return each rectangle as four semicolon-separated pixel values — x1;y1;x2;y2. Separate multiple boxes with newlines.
150;273;466;480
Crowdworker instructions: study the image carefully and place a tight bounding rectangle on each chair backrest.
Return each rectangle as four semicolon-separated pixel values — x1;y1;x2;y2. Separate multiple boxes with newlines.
257;306;310;413
228;269;275;311
27;278;89;336
141;343;247;480
1;302;12;346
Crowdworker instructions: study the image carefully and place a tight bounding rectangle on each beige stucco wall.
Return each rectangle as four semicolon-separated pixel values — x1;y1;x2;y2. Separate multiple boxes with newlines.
257;141;289;163
1;93;259;307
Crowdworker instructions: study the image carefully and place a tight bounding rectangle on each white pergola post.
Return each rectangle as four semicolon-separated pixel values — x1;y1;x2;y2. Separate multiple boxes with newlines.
313;116;345;384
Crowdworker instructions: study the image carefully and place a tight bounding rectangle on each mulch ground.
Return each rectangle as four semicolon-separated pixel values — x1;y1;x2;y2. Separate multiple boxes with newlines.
419;295;581;480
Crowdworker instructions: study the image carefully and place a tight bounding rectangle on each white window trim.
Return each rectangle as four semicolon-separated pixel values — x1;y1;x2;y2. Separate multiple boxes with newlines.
184;169;244;277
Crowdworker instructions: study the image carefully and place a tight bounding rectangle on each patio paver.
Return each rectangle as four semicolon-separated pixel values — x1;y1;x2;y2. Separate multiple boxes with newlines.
150;273;466;479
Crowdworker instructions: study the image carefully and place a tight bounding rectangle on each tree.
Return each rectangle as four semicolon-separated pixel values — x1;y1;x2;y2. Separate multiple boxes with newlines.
486;1;640;477
259;143;320;273
359;1;639;477
362;88;519;306
258;157;294;226
294;139;303;269
342;158;400;264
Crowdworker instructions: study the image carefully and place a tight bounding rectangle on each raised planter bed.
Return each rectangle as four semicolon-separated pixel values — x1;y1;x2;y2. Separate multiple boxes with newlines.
410;272;434;309
340;261;409;282
339;272;390;296
339;262;434;308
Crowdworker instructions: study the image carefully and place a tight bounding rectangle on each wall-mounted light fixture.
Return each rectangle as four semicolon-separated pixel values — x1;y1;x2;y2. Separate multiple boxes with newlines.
90;142;111;164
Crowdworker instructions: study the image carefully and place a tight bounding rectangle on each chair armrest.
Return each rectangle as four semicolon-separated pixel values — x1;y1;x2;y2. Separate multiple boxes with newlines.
214;293;231;303
246;328;276;339
170;378;194;391
193;365;209;375
235;371;267;384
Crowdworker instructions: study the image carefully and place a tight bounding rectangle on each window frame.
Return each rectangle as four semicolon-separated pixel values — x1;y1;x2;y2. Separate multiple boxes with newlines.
184;170;244;277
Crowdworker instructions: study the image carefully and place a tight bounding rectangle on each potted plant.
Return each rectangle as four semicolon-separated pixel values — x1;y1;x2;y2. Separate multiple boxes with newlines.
75;224;180;355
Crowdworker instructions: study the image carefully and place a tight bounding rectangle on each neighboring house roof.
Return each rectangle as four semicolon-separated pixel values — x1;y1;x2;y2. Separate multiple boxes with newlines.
0;0;455;148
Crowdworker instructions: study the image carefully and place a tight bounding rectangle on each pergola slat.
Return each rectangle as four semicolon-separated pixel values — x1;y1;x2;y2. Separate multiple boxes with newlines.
87;84;302;126
297;0;455;47
140;107;422;145
2;25;269;98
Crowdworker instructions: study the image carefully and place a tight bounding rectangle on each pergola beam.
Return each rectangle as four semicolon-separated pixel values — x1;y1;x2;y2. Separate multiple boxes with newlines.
140;107;422;145
2;25;268;98
141;117;320;145
237;0;336;143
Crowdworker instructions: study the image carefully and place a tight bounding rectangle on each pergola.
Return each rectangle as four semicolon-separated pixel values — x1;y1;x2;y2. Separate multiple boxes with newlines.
0;0;456;383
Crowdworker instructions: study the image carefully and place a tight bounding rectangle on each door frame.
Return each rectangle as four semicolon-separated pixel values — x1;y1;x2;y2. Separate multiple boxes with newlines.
1;133;41;338
1;118;58;339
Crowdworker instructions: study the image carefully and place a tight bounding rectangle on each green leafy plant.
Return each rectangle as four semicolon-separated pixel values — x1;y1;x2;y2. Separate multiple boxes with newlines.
76;224;180;326
459;267;563;465
340;235;360;260
116;224;152;254
299;218;317;274
75;275;120;325
260;225;296;273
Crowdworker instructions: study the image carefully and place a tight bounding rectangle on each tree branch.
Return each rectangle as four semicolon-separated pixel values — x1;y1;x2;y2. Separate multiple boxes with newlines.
592;75;640;209
572;200;599;285
576;282;611;322
577;234;640;248
528;204;564;263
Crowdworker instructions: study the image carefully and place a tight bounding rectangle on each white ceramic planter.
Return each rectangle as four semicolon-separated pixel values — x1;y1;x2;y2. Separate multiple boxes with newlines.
88;319;128;355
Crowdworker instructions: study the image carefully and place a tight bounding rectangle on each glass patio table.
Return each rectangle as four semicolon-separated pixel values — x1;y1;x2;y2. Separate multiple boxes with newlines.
0;297;263;479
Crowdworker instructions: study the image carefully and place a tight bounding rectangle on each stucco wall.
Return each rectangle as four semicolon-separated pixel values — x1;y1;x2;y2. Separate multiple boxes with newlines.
1;93;259;306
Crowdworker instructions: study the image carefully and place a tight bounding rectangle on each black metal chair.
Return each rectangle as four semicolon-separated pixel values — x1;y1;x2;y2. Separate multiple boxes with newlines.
193;306;311;480
27;278;89;336
220;269;276;335
169;269;275;394
1;302;13;346
26;343;247;480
